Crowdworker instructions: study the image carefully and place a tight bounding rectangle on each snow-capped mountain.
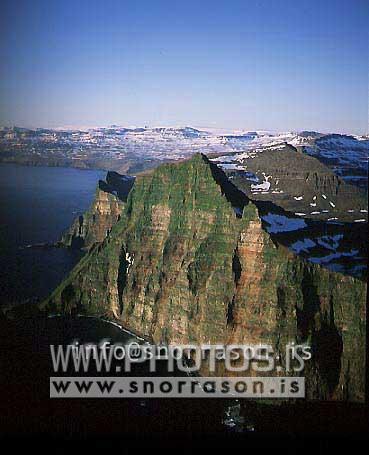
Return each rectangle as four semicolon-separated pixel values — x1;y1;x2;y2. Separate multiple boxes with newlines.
304;134;369;188
0;126;367;182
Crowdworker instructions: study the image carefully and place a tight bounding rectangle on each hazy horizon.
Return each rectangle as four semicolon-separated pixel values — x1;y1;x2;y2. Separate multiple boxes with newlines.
1;0;368;135
0;123;367;137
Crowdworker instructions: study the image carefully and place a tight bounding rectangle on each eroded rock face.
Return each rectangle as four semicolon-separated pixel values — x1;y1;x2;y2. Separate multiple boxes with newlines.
42;154;366;401
59;172;134;250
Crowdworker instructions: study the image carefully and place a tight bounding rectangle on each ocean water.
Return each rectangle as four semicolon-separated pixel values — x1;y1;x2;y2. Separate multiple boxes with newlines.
0;164;105;307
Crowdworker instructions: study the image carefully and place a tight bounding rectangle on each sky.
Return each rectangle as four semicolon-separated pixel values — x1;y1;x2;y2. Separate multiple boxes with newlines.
0;0;368;134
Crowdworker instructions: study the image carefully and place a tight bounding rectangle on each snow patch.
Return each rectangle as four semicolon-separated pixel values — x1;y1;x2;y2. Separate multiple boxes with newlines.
261;214;307;234
290;238;316;253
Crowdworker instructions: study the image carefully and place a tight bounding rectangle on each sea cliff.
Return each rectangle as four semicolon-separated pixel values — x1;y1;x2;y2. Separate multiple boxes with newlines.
41;154;366;401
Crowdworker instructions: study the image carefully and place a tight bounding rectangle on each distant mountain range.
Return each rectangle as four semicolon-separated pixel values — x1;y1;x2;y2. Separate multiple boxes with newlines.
0;126;368;180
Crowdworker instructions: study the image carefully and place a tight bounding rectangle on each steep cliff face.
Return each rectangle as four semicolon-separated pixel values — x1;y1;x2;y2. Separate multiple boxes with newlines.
42;154;366;401
59;172;134;250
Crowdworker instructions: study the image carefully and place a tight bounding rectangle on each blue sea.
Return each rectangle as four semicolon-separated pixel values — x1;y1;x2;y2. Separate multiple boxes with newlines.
0;164;105;307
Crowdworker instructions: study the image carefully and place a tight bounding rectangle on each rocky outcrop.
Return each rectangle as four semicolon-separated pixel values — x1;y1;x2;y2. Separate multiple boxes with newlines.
42;154;366;402
59;172;134;250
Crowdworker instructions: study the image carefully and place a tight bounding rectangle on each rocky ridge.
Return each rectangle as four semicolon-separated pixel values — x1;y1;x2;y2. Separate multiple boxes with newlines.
212;144;367;223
